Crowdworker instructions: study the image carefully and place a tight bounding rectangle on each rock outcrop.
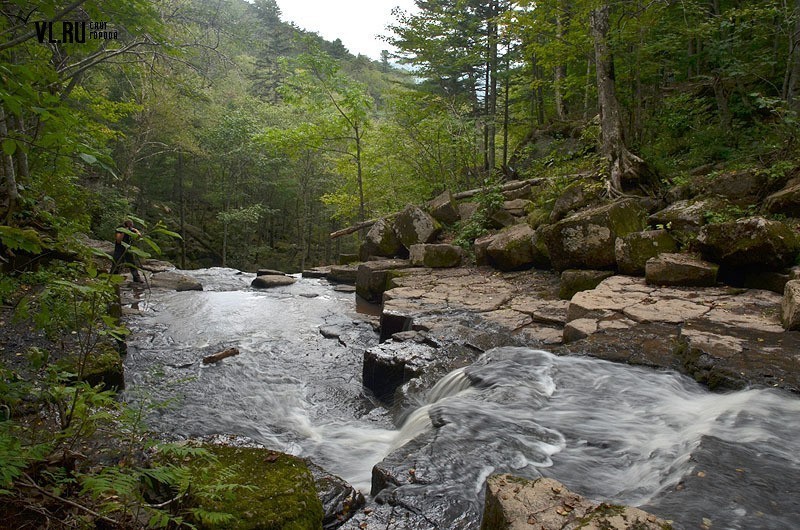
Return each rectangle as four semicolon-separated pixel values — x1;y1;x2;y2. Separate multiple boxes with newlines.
486;224;540;271
782;279;800;330
355;259;413;303
428;190;460;225
360;218;404;259
764;181;800;217
409;243;463;268
695;216;800;270
615;229;678;275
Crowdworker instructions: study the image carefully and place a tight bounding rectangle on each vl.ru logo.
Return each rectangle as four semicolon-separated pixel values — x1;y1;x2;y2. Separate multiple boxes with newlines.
35;21;117;44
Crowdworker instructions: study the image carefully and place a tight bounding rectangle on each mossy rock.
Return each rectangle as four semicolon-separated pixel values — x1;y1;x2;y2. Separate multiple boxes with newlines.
80;342;124;389
185;445;323;530
526;207;550;230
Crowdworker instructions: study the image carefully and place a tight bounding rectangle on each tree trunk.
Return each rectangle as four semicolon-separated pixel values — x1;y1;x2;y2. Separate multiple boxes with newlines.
783;0;800;108
486;0;498;172
590;4;655;195
554;2;568;119
0;105;21;222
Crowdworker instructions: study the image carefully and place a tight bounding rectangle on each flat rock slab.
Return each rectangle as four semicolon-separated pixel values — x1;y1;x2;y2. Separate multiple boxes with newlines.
482;475;670;530
150;270;203;291
302;266;331;278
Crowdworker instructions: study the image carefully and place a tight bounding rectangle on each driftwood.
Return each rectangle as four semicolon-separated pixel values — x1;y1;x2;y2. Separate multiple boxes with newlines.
202;347;240;365
329;178;547;239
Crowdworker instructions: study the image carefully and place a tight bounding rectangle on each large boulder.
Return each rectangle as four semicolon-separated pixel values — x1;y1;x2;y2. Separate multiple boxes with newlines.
481;475;670;530
764;182;800;217
540;199;647;271
549;181;600;222
427;190;460;225
615;229;679;275
486;224;538;271
360;218;404;259
251;274;296;288
648;197;725;232
645;253;718;287
782;279;800;330
394;205;442;249
327;264;359;284
458;202;479;221
695;216;800;271
355;259;413;303
693;169;768;200
503;199;532;217
409;244;463;268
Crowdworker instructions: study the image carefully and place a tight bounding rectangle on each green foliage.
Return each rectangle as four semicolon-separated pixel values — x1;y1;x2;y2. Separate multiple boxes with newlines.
0;226;44;254
453;182;504;249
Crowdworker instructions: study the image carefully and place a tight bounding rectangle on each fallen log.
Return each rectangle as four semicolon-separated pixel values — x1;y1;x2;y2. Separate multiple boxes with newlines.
329;178;549;239
202;347;240;365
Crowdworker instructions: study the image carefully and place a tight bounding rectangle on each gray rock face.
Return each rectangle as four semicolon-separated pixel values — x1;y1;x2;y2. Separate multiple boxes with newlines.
363;341;435;403
458;202;479;221
428;190;459;225
648;198;723;232
765;182;800;217
503;199;532;217
394;205;442;249
474;233;495;266
696;216;800;270
782;280;800;330
150;271;203;291
615;229;679;276
485;224;537;271
559;269;614;300
481;475;670;530
360;218;404;259
549;181;599;222
645;253;718;287
540;199;646;271
327;264;359;284
355;259;413;303
409;244;463;268
251;275;296;288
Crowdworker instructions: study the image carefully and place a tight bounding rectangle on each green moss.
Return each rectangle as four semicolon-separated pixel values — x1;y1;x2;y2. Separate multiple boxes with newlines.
80;342;124;389
186;446;323;530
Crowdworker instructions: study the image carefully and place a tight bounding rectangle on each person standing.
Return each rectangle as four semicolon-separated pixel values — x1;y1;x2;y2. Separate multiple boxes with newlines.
112;219;142;282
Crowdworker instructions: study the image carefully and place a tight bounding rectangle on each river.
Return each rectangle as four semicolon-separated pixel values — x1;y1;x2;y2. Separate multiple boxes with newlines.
123;268;800;529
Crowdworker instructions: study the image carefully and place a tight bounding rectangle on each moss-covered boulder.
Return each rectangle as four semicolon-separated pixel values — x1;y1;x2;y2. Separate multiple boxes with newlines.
81;342;124;389
645;253;718;287
486;224;537;271
559;269;615;300
185;445;323;530
540;199;647;272
359;218;404;260
696;216;800;271
615;229;679;276
526;207;550;230
409;244;463;268
393;205;442;249
549;181;601;222
648;197;727;232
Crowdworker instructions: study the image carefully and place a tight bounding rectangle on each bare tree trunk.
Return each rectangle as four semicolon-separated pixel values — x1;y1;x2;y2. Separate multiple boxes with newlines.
783;0;800;108
590;4;655;195
554;2;568;120
486;0;498;172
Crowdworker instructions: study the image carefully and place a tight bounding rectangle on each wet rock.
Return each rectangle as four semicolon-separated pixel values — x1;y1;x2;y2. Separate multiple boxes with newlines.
360;218;404;259
615;229;678;276
563;318;598;343
409;244;463;268
355;259;413;303
202;347;240;364
327;264;359;284
251;275;296;288
394;205;442;249
540;199;646;271
503;198;532;217
303;266;331;278
764;181;800;216
338;253;359;265
782;280;800;330
482;475;670;530
648;197;726;232
256;268;287;276
363;341;435;403
428;190;459;225
559;269;614;300
150;270;203;291
696;217;800;271
645;253;718;287
307;463;365;530
139;259;175;273
333;284;356;293
379;310;414;343
486;224;537;271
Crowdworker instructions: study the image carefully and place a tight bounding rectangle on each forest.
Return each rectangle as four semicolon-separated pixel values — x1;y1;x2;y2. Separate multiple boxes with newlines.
3;0;800;527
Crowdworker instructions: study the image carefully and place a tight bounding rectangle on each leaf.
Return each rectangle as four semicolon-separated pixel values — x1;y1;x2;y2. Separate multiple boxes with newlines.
0;226;43;254
1;139;16;156
78;152;98;165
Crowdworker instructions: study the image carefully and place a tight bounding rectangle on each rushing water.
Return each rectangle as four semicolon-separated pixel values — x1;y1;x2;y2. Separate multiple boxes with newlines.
124;268;800;529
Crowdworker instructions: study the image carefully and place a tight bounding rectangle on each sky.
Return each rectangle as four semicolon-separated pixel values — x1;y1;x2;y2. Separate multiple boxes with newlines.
274;0;419;60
